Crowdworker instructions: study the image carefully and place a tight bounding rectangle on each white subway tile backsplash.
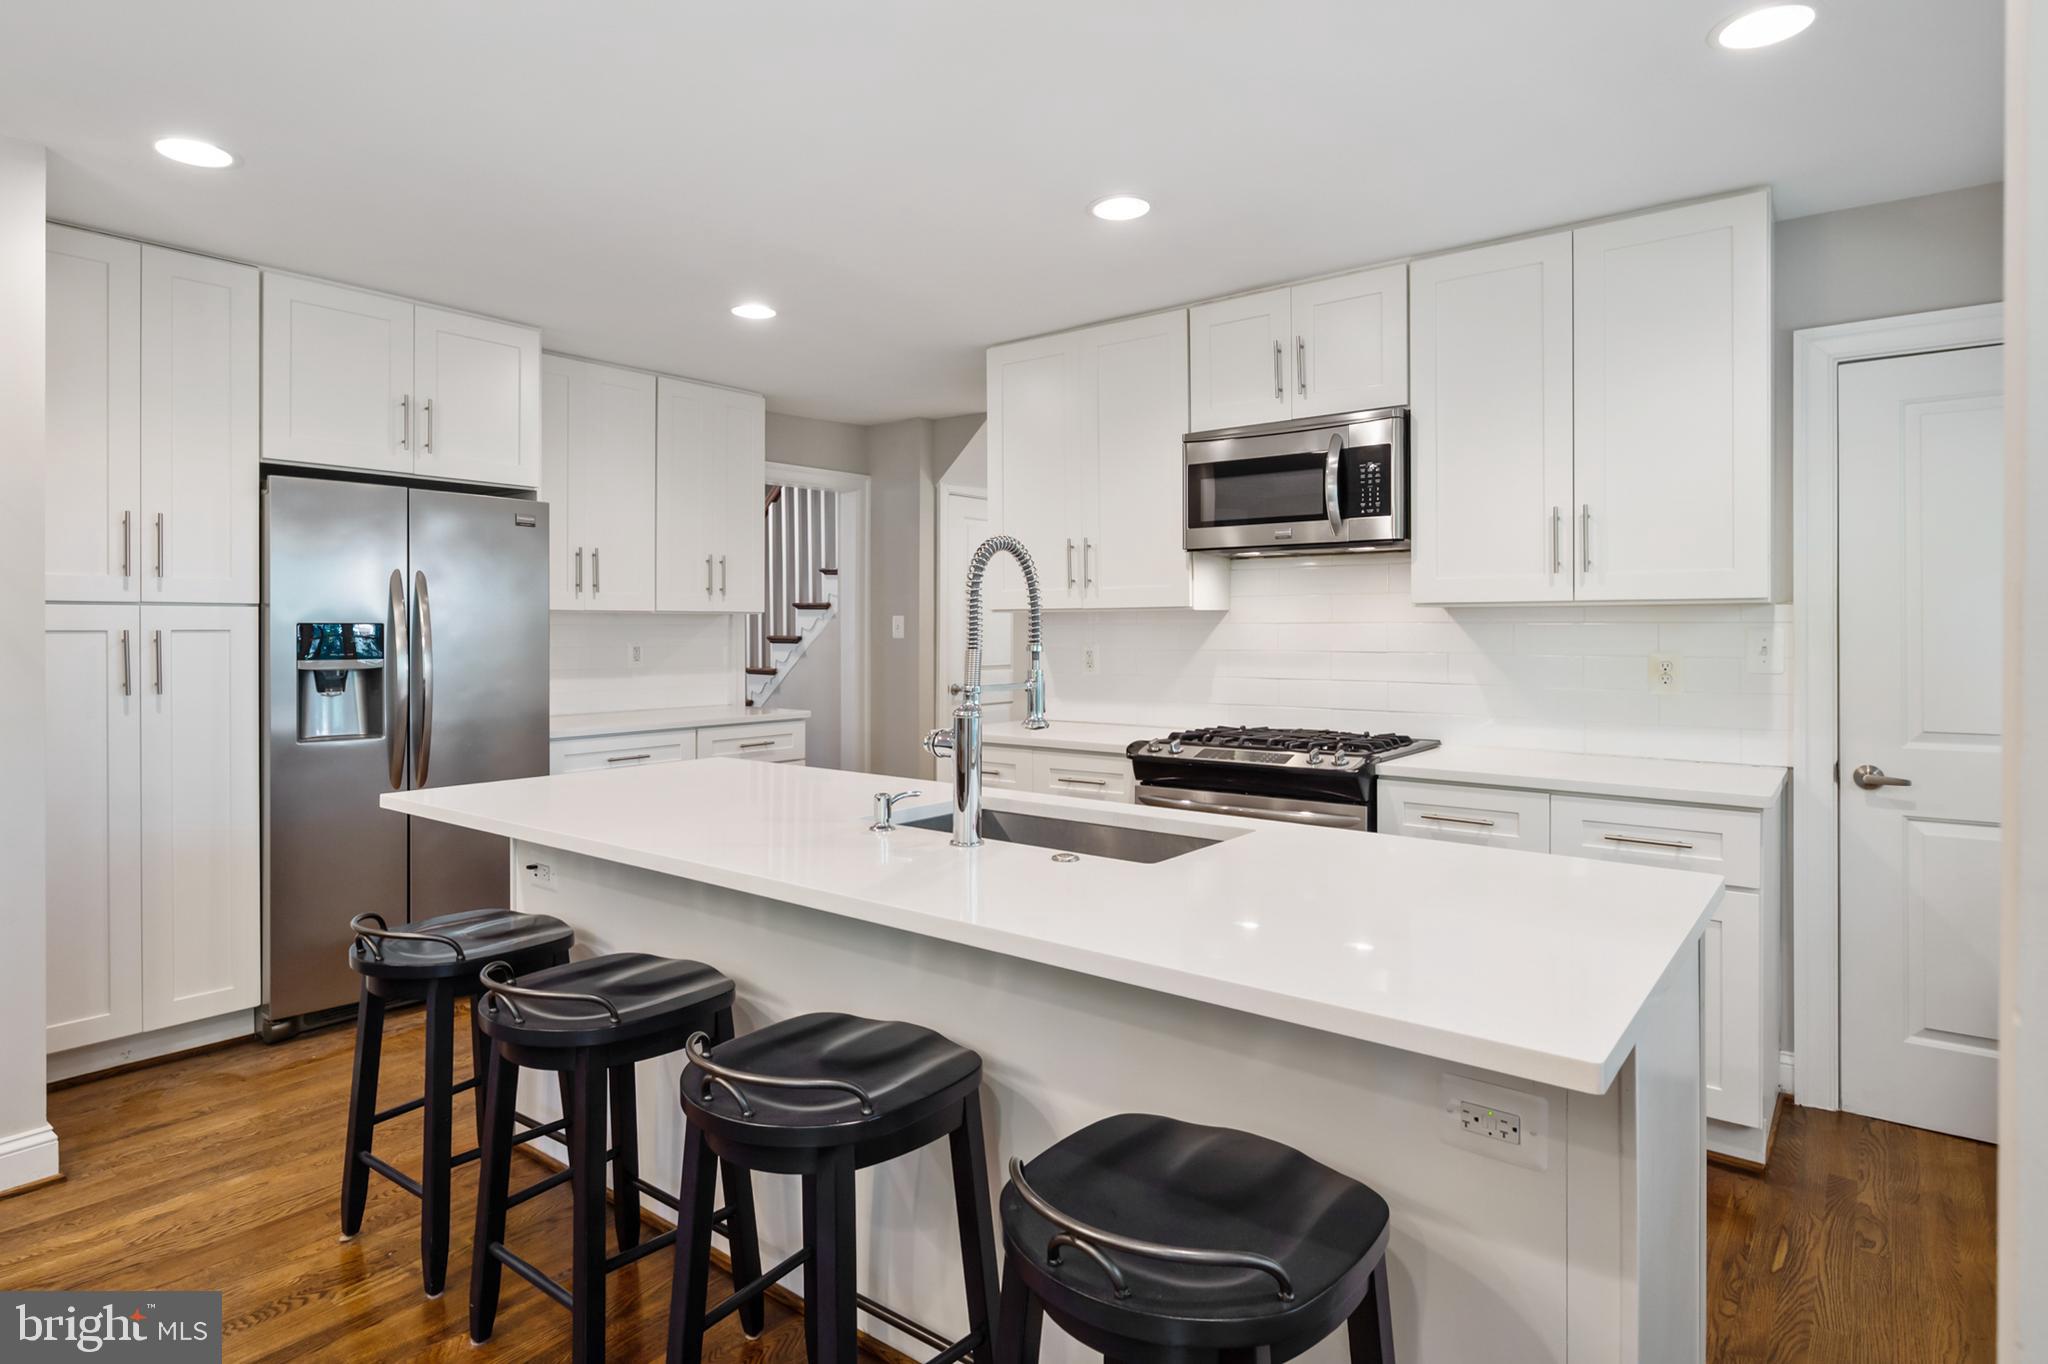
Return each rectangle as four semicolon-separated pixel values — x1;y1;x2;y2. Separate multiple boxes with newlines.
550;612;736;715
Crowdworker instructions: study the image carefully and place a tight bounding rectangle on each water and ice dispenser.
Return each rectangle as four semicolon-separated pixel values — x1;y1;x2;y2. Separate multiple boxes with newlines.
296;622;385;742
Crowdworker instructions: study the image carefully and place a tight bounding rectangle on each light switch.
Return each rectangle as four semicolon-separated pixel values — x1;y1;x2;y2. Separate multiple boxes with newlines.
891;615;905;640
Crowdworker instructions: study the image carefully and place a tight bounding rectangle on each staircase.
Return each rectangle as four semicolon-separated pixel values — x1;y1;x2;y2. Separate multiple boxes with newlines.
745;483;840;708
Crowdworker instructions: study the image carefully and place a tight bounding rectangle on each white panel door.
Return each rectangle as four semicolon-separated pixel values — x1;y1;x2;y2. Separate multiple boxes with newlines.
1188;287;1292;431
714;387;768;613
1573;191;1771;602
413;306;543;488
262;272;415;476
45;225;140;602
139;604;260;1030
1409;233;1575;604
1291;264;1408;416
544;355;658;612
986;333;1078;610
1076;309;1188;607
1839;344;2004;1143
44;605;144;1052
141;246;259;605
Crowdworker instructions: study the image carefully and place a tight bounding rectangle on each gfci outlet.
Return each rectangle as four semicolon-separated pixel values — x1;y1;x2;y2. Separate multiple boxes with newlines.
524;861;556;892
1649;654;1682;694
1441;1074;1549;1170
1082;644;1100;674
627;643;644;667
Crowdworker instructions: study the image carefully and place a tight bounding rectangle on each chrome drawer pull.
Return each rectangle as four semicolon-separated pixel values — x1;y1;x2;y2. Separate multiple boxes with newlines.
606;753;653;764
1057;776;1108;787
738;738;776;749
1420;812;1495;828
1604;833;1694;851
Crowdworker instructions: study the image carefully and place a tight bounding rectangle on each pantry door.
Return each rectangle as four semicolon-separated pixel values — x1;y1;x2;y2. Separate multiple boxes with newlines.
1837;343;2004;1143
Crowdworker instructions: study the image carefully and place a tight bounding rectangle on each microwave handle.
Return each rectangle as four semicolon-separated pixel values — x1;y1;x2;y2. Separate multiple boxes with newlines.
1324;433;1343;535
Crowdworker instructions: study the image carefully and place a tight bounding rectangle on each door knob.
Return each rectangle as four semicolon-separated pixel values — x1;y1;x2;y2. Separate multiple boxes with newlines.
1852;763;1913;790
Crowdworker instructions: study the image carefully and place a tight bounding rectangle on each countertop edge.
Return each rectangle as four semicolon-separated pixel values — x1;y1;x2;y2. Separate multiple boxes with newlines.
1379;750;1788;810
550;706;811;741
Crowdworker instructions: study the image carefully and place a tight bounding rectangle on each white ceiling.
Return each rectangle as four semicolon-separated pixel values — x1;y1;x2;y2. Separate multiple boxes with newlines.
0;1;2003;424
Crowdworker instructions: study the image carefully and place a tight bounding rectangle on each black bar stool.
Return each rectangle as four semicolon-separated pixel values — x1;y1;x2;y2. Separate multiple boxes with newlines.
469;952;766;1364
996;1113;1396;1364
667;1012;1001;1364
340;908;575;1296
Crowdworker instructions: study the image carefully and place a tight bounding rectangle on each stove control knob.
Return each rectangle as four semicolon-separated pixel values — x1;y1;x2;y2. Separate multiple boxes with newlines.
1306;752;1324;766
1147;742;1163;753
1332;755;1354;767
1168;740;1183;755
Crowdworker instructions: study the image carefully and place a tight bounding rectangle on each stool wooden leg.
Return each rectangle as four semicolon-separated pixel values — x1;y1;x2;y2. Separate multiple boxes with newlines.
801;1175;820;1364
468;1047;518;1343
420;979;456;1297
711;1007;765;1339
466;997;488;1141
607;1063;641;1252
663;1120;718;1364
339;982;385;1239
569;1057;611;1364
807;1146;859;1364
947;1096;1002;1349
1346;1258;1396;1364
996;1262;1043;1364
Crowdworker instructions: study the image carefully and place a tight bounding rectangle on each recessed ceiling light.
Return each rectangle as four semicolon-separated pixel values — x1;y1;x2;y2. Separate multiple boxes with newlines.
1090;195;1151;222
730;302;777;320
153;137;235;169
1711;4;1816;50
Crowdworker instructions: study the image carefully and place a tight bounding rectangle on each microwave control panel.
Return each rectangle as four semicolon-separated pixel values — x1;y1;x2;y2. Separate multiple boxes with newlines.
1342;445;1395;519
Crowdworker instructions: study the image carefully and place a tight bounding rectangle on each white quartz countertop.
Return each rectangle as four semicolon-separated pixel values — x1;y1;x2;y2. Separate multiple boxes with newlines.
384;759;1721;1094
980;719;1156;755
1380;745;1787;809
550;706;810;741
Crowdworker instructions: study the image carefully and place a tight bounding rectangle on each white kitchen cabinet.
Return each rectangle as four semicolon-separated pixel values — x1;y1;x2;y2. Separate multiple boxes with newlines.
45;605;144;1051
139;605;260;1030
699;719;805;763
1573;191;1772;602
141;246;259;605
1032;749;1134;802
654;376;767;613
1409;232;1576;605
977;744;1032;791
263;271;541;489
543;355;658;612
987;311;1227;613
552;731;695;773
44;603;258;1054
45;226;140;603
1378;779;1550;851
1188;266;1407;432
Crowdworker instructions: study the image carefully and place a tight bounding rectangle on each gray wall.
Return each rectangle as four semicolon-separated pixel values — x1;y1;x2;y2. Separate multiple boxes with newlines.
931;412;986;485
771;612;844;769
0;138;51;1187
865;419;937;777
767;411;869;475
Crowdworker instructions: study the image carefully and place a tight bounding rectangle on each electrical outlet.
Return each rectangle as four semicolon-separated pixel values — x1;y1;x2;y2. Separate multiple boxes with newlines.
1082;644;1099;674
1649;654;1682;694
627;643;644;668
523;860;556;892
1441;1074;1548;1169
1458;1100;1523;1146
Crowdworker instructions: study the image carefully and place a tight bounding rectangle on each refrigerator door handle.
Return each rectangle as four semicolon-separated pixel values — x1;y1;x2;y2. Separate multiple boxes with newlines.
388;569;410;790
413;569;434;788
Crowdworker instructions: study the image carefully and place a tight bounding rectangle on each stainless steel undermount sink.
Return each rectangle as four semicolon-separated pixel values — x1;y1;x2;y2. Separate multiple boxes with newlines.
900;808;1220;864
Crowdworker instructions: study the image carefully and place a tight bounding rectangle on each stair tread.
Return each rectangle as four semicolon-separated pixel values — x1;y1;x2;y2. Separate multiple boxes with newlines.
766;635;801;644
745;667;777;676
792;602;831;611
818;568;839;575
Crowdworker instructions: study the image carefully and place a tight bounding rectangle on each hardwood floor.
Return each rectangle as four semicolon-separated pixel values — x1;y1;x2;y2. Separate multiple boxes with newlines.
2;1012;2000;1362
1707;1103;1998;1363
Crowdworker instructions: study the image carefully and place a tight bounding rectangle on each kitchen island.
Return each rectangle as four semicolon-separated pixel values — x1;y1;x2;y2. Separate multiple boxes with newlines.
385;757;1720;1363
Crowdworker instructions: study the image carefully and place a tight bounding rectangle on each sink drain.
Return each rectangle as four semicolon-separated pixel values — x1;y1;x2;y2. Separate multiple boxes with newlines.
1050;852;1081;863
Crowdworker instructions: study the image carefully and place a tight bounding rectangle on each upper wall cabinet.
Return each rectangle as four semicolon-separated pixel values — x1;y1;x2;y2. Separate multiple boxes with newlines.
46;227;258;606
543;355;658;612
654;376;766;613
262;272;541;489
988;309;1228;613
1410;191;1772;605
1187;264;1407;432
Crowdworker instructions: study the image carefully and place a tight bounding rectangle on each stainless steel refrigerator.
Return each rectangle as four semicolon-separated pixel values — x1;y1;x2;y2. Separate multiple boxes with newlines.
259;475;549;1037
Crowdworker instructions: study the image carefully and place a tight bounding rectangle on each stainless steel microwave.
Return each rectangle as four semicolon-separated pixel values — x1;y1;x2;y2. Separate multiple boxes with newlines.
1184;408;1408;555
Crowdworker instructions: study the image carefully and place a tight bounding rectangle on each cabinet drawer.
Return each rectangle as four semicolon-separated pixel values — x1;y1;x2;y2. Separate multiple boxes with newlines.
699;721;805;763
1703;889;1763;1128
553;732;694;774
1034;750;1133;802
1379;779;1550;851
1550;795;1761;889
980;745;1031;790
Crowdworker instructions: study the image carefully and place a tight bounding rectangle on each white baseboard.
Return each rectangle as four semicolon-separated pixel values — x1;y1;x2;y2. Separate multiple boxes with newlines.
0;1123;60;1194
47;1010;256;1084
1778;1049;1796;1096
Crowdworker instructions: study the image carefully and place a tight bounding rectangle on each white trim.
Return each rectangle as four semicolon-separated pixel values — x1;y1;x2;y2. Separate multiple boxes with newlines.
46;1009;255;1084
1778;1049;1796;1097
1791;302;2003;1113
0;1123;60;1194
765;463;872;770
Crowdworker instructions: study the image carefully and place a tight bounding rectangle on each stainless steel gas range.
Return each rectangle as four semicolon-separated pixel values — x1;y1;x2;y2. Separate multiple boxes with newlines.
1125;726;1439;832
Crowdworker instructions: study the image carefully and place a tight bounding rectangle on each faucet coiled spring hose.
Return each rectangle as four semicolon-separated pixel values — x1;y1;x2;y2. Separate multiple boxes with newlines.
962;535;1044;695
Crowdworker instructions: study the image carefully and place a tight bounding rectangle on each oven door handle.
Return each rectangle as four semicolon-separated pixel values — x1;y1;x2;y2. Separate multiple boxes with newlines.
1138;790;1363;829
1324;433;1344;535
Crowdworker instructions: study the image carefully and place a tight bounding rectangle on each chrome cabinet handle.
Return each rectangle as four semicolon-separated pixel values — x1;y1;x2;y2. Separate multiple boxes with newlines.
388;570;409;790
1082;539;1093;590
121;510;131;578
705;554;714;595
413;570;433;787
1273;340;1284;400
153;513;164;579
400;395;410;450
1603;833;1694;851
720;555;727;595
1056;776;1108;787
151;629;163;694
1852;764;1913;790
1581;504;1592;573
1066;538;1076;589
1420;812;1495;828
593;546;601;594
1551;506;1562;575
119;629;131;696
606;753;653;764
574;546;583;593
738;738;776;750
1324;432;1343;535
423;398;434;453
1297;336;1307;397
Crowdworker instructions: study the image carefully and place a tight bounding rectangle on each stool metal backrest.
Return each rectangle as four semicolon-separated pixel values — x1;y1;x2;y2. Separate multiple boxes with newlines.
476;959;622;1025
350;911;469;963
684;1032;877;1117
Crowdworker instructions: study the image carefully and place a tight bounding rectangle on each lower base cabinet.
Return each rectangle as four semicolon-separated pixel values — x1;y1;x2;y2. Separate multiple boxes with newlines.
548;717;807;774
983;744;1135;802
45;603;259;1054
1382;775;1783;1163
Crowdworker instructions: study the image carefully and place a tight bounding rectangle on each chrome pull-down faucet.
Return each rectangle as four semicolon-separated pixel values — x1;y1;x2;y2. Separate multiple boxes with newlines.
923;535;1048;847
